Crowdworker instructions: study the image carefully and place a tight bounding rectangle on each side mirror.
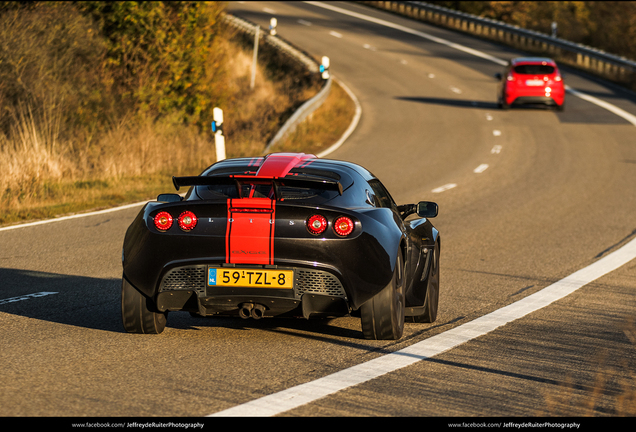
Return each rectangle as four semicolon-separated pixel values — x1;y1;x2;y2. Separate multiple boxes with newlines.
157;193;182;203
417;201;438;218
494;72;502;80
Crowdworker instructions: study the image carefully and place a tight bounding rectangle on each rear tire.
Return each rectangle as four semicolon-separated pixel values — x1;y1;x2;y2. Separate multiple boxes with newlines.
121;276;167;334
361;253;405;340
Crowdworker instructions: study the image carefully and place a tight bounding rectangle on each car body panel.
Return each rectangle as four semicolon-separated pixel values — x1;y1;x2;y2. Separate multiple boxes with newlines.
496;57;565;109
121;153;440;323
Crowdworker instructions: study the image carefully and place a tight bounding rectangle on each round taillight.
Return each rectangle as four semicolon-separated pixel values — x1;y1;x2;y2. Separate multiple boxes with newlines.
333;216;354;236
154;211;173;231
178;211;198;231
307;215;327;235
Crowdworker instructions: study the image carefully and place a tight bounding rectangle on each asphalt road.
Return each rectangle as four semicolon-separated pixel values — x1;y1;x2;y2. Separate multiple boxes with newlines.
1;1;635;418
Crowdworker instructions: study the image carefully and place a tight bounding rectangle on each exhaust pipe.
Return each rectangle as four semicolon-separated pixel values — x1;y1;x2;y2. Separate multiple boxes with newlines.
251;304;266;319
239;303;253;319
238;303;266;319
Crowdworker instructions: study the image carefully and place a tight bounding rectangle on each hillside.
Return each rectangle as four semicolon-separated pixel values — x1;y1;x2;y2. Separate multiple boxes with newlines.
0;2;354;225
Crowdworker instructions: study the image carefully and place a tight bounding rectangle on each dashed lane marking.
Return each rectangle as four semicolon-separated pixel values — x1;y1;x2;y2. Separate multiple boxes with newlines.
0;292;59;306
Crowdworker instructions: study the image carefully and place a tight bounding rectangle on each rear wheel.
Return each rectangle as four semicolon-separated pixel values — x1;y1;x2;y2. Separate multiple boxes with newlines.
361;253;405;340
121;276;167;334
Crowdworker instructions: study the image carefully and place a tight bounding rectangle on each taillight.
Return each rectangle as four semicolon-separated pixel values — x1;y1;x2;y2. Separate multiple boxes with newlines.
178;211;198;231
154;211;173;231
333;216;354;237
307;215;327;235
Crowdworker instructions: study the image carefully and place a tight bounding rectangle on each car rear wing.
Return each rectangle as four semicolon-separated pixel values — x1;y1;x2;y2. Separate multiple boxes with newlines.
172;175;343;199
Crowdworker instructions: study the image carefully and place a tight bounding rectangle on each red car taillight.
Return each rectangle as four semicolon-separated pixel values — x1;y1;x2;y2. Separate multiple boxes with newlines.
154;211;173;231
307;215;327;235
178;210;198;231
333;216;354;237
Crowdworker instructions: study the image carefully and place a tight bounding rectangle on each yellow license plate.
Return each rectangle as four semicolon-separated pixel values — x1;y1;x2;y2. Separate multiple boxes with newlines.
208;268;293;289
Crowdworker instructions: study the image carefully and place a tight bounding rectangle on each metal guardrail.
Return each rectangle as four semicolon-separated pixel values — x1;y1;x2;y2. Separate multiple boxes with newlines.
224;14;332;153
362;1;636;90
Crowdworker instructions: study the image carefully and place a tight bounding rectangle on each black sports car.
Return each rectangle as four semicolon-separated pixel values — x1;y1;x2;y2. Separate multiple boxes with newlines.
121;153;440;340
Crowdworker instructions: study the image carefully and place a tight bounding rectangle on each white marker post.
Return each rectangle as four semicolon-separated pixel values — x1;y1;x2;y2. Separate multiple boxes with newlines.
269;18;277;35
212;107;225;162
320;56;330;79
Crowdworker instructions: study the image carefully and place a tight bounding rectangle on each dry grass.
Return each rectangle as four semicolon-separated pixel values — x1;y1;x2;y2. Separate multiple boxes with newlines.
270;79;356;155
0;34;354;226
539;316;636;416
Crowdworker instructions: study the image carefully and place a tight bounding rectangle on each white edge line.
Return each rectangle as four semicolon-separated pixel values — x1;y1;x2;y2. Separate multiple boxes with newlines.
317;76;362;158
0;81;360;233
0;201;147;232
207;1;636;417
304;1;508;66
210;235;636;417
7;3;632;233
304;1;636;126
565;85;636;126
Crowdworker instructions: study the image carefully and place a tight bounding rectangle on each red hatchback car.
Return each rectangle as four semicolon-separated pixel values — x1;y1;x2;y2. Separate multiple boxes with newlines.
496;57;565;111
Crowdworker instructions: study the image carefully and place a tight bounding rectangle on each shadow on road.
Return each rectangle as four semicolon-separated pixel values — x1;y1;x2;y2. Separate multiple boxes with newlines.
0;267;367;340
396;96;499;110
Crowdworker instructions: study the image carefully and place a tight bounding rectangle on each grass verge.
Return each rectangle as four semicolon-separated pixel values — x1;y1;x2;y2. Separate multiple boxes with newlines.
0;78;356;227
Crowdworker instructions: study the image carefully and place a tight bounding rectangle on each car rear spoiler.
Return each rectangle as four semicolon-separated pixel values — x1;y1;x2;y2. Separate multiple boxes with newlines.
172;175;343;198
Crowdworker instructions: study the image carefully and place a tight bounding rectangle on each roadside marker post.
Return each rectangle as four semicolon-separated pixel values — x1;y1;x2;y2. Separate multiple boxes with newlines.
212;107;225;162
320;56;330;79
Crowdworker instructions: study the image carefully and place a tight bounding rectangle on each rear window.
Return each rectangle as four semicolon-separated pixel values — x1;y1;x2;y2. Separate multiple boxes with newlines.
196;180;340;204
513;65;555;75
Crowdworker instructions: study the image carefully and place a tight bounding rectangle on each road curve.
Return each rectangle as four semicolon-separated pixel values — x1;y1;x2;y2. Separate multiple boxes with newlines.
1;1;635;418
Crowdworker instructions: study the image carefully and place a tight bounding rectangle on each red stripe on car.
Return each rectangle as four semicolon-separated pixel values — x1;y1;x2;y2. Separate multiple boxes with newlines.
226;198;276;265
256;153;315;177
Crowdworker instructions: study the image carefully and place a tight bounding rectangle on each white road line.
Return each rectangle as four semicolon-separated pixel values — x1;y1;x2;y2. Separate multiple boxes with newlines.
493;129;502;136
262;7;276;14
565;85;636;126
0;78;359;231
329;30;343;38
210;234;636;417
0;201;147;232
208;1;636;418
486;114;493;121
0;292;58;305
432;183;457;193
491;145;502;154
450;86;462;94
305;1;636;126
427;73;435;78
474;164;489;173
297;19;312;26
305;1;507;66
